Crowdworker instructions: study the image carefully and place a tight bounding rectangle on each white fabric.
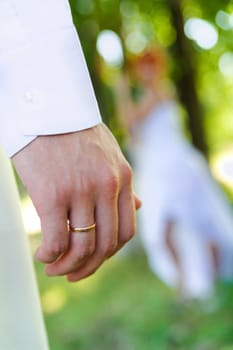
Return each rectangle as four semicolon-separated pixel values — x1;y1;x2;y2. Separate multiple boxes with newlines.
0;0;102;157
0;148;49;349
132;101;233;298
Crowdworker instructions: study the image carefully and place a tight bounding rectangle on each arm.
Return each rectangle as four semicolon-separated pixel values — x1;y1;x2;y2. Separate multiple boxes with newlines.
1;1;141;281
114;74;158;132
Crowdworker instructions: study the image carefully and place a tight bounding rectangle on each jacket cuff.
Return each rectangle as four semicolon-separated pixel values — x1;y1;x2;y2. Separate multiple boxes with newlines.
0;4;101;157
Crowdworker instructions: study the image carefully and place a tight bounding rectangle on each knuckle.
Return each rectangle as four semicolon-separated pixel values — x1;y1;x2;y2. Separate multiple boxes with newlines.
121;163;133;185
81;245;95;260
86;244;95;256
100;241;117;257
38;187;68;214
48;184;67;205
76;244;95;262
120;225;136;245
100;171;119;197
75;178;94;197
48;240;68;257
76;250;88;262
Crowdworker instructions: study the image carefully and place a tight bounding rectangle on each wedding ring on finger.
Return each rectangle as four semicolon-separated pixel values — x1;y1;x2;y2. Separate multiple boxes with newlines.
69;222;96;233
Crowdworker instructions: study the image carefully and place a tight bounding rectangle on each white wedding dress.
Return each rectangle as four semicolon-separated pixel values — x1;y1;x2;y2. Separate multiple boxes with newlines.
0;148;49;349
131;101;233;298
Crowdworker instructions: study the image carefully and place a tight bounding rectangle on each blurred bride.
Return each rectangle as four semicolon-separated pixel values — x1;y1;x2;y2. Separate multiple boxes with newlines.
115;47;233;299
0;149;49;349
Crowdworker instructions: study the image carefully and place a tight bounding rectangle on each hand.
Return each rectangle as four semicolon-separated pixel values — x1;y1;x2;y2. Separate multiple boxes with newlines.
13;123;141;282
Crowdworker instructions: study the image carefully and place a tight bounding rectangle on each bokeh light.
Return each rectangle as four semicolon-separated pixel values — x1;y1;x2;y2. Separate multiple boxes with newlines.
96;30;123;66
125;30;148;54
219;52;233;77
184;18;218;49
215;10;233;30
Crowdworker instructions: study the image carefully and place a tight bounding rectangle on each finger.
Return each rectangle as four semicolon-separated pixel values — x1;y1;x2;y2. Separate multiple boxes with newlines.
45;199;95;276
35;206;69;264
66;192;119;282
134;193;142;210
99;185;136;259
105;185;136;260
117;186;136;250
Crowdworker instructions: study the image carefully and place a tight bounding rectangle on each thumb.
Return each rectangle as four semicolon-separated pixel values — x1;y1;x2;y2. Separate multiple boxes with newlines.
134;194;142;210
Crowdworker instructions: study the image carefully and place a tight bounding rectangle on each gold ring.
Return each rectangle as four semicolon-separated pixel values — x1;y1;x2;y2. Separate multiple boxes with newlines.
69;223;96;233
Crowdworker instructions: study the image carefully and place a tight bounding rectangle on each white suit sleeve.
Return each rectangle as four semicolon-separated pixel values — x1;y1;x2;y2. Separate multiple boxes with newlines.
0;0;102;157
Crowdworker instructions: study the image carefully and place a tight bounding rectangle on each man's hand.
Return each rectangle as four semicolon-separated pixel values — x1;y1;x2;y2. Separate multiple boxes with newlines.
13;123;141;282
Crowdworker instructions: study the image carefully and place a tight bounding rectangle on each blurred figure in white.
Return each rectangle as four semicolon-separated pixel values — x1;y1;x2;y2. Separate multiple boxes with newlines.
115;47;233;299
0;148;49;350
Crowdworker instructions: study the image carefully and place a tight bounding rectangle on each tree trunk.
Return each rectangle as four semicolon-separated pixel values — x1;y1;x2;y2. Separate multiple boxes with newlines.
167;0;208;156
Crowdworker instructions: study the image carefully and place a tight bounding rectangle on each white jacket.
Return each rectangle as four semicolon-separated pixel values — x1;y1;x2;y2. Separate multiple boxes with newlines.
0;0;102;157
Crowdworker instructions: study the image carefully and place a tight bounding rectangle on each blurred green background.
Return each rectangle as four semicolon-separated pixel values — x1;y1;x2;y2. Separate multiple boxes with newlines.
32;235;233;350
24;0;233;349
69;0;233;157
30;236;233;350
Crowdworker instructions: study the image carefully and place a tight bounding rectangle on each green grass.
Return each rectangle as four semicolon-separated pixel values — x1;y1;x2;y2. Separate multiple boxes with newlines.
31;236;233;350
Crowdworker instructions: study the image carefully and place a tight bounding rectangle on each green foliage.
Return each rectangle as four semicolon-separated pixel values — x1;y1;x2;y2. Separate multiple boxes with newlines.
32;234;233;349
68;0;233;156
